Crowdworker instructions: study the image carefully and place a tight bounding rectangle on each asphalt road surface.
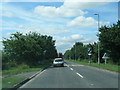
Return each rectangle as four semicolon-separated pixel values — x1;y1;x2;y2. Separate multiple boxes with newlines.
19;61;118;88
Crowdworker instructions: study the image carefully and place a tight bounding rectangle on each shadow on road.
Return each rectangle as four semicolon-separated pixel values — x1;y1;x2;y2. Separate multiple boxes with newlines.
48;65;67;69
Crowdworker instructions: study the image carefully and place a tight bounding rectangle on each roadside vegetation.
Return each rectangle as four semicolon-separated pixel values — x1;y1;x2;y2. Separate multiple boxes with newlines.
2;32;57;70
2;62;52;77
2;62;52;88
64;20;120;68
2;32;57;88
67;59;119;72
2;77;25;88
0;51;2;90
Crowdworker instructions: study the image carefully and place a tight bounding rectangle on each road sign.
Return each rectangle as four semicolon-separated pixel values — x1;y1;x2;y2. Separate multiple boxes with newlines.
102;53;109;64
88;48;92;56
102;53;109;59
88;52;92;56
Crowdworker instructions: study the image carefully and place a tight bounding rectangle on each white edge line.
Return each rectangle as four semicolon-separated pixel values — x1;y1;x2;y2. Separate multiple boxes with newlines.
76;73;83;78
70;68;73;71
19;70;46;88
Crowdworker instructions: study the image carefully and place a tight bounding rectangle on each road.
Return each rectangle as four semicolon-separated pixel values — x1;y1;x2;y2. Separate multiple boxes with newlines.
19;61;118;88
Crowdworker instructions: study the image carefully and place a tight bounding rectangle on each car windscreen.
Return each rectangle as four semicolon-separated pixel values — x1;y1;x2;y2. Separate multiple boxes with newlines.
55;59;63;62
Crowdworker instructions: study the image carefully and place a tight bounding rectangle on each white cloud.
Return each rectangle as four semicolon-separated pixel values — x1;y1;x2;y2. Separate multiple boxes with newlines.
2;11;13;17
54;34;95;53
62;0;119;10
67;16;110;27
67;16;97;27
33;0;118;18
17;25;70;35
34;0;117;19
34;5;87;18
1;24;70;35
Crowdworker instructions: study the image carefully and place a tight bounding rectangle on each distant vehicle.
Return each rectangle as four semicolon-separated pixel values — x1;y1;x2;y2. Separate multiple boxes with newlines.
53;58;64;67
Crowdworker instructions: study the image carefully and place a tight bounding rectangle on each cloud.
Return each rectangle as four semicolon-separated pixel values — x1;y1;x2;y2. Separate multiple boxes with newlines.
17;24;70;35
56;34;94;44
67;16;97;27
62;0;119;10
33;0;116;19
1;24;70;35
2;11;13;17
54;34;95;53
67;16;110;27
34;5;87;18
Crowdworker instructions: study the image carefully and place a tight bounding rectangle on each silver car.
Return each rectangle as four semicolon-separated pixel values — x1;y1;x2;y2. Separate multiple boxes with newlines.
53;58;64;67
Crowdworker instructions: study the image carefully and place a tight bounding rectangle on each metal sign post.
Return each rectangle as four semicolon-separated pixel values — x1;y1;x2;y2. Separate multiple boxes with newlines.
88;48;92;64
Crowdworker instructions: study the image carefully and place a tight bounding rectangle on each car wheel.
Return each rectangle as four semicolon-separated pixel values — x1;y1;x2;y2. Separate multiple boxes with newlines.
61;64;64;67
53;65;56;67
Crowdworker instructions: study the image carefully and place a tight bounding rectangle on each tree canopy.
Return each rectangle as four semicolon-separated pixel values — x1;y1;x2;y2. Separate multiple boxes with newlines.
2;32;57;69
64;20;120;64
99;20;120;63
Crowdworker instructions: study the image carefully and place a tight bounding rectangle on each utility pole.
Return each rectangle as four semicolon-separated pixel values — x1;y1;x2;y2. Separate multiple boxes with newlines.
75;42;76;60
94;13;100;64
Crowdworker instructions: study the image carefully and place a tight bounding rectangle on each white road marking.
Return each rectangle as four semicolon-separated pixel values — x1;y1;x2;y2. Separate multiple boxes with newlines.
70;68;73;71
19;70;46;88
65;65;84;67
76;73;83;78
65;64;69;67
91;84;94;86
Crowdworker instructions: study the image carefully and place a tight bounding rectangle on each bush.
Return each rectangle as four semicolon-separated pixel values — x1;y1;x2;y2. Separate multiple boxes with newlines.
17;64;29;69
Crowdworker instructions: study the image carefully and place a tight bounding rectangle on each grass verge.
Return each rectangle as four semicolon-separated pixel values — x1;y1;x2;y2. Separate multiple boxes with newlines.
2;77;26;88
2;62;52;88
2;63;51;77
67;60;119;72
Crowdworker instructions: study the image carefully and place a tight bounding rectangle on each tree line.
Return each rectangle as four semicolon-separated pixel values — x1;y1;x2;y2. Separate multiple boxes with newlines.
2;32;57;70
64;20;120;64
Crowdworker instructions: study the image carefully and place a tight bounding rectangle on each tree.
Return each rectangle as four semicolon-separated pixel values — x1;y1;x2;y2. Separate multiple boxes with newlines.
99;20;120;64
64;42;88;60
2;32;57;69
64;50;71;59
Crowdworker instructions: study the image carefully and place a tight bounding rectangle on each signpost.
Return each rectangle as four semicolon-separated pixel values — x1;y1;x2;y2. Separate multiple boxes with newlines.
88;48;92;64
102;53;109;64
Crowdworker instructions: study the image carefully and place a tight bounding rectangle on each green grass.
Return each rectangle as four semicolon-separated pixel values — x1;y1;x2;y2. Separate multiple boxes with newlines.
67;60;119;72
2;77;26;88
0;76;2;90
2;63;51;77
2;62;52;89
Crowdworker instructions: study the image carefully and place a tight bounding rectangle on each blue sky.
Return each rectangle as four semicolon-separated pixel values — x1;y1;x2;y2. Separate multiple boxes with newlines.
0;1;119;53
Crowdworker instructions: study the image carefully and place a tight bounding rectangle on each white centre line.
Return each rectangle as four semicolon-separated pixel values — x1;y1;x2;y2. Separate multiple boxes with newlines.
70;68;73;71
76;73;83;78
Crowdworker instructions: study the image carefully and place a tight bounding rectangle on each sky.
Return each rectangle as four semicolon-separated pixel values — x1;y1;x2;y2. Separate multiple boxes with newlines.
0;0;119;53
